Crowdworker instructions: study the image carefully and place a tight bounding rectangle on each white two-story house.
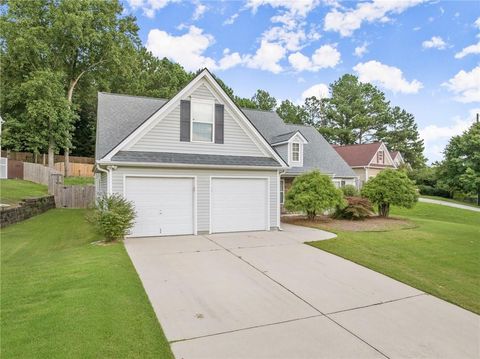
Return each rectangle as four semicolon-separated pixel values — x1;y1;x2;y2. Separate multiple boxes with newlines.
95;69;356;236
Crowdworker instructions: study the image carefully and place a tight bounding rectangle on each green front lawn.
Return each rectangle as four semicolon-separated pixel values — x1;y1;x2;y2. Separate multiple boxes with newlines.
63;176;94;185
0;179;48;205
1;209;174;359
308;202;480;314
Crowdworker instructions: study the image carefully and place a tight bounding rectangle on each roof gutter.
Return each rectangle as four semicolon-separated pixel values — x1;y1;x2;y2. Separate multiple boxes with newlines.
96;160;285;171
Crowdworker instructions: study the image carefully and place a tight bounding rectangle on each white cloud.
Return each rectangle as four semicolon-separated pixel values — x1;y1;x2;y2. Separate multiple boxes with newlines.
244;40;287;73
353;60;423;94
420;108;480;162
146;26;216;71
223;13;239;25
126;0;176;18
312;45;341;68
422;36;447;50
192;2;207;20
301;83;330;101
324;0;425;37
262;26;306;51
443;66;480;103
455;42;480;59
217;50;243;70
475;17;480;29
288;52;311;72
246;0;320;17
289;44;341;72
354;42;369;57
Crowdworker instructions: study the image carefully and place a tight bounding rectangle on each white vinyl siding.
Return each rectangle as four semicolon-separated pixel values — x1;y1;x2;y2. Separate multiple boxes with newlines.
127;81;267;157
111;166;279;232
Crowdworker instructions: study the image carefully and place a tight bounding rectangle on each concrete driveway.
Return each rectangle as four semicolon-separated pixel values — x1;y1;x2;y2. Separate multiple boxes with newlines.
125;224;479;359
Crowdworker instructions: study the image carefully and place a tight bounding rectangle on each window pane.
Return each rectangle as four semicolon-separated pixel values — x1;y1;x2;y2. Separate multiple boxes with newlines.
192;102;213;123
192;122;212;142
292;143;300;161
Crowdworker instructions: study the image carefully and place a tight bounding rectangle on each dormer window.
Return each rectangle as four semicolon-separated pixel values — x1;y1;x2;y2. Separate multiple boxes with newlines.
377;150;384;163
191;98;214;142
291;143;300;162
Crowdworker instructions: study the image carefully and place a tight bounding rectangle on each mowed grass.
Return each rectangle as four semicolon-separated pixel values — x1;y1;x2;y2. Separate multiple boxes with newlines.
308;202;480;314
63;176;94;185
0;179;47;205
1;209;174;359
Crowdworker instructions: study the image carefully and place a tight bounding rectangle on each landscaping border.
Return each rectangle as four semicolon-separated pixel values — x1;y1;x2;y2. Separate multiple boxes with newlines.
1;196;55;228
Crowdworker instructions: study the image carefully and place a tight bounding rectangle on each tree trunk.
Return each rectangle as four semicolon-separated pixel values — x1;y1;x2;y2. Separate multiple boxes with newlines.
378;203;390;217
477;188;480;207
306;211;316;221
64;149;70;177
48;140;55;168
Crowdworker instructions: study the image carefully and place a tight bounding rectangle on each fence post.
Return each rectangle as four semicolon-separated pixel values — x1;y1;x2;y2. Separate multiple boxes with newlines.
49;173;64;195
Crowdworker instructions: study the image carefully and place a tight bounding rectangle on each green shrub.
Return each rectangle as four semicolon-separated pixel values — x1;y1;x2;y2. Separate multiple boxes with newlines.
361;169;418;217
417;184;451;198
285;171;345;220
91;194;136;242
333;196;374;220
341;184;359;197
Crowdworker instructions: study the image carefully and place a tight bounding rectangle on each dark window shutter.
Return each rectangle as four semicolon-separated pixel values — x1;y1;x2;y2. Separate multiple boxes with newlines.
180;100;191;142
215;104;224;144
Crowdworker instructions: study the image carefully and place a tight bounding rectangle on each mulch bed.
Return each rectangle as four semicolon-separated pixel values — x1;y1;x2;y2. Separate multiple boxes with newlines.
282;215;416;232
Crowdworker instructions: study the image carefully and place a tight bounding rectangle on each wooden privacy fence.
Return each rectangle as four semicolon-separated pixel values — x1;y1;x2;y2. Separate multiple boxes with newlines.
54;162;94;177
24;162;62;186
1;150;94;164
52;184;95;208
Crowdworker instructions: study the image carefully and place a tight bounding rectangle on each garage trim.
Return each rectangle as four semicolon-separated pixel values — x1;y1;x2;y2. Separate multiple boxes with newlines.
123;174;197;236
209;176;270;234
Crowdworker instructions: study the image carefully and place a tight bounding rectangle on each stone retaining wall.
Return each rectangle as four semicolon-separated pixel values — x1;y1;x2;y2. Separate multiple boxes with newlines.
1;196;55;228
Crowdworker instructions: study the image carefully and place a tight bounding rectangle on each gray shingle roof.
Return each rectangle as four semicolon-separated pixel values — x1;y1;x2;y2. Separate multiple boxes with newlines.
96;92;355;177
242;108;356;177
112;151;281;167
96;93;167;159
270;130;301;144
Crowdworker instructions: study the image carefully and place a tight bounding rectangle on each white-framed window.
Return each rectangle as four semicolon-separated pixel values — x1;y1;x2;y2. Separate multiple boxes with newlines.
377;150;384;163
191;98;214;142
280;179;285;204
291;142;300;162
341;180;346;187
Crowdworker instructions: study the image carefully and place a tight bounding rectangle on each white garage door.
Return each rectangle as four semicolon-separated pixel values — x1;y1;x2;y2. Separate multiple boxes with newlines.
211;177;269;233
125;177;194;237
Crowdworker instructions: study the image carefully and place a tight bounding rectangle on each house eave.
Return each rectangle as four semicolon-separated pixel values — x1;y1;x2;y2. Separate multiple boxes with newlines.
96;160;285;171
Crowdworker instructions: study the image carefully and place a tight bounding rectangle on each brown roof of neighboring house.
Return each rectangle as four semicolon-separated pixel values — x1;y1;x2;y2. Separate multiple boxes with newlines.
390;151;399;159
333;142;383;167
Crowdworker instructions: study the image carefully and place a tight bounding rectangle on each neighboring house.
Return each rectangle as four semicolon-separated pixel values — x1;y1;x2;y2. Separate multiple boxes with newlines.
333;142;396;186
95;69;288;237
390;151;407;168
243;109;357;210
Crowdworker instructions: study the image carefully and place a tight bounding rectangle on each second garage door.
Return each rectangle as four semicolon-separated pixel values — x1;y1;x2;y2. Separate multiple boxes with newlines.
125;176;195;237
211;177;269;233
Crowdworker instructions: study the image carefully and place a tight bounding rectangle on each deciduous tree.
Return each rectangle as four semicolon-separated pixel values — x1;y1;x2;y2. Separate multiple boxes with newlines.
361;169;418;217
285;171;345;220
439;121;480;205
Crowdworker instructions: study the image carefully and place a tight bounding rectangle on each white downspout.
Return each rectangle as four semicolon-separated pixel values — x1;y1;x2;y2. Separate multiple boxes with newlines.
95;164;109;194
278;169;286;231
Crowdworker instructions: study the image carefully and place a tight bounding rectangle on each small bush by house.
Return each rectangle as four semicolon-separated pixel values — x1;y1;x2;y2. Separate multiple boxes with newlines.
341;184;359;197
91;194;136;242
333;196;374;220
285;170;345;220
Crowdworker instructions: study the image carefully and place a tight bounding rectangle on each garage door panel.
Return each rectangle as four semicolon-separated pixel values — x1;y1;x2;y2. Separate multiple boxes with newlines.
211;178;268;233
126;177;194;237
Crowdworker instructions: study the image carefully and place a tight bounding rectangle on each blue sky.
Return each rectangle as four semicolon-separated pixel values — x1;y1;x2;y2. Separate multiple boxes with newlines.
123;0;480;163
